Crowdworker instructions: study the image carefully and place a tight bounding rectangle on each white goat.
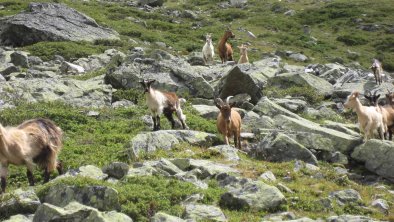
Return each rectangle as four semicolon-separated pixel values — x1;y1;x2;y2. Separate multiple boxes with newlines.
139;79;188;131
202;33;215;65
344;91;384;141
370;59;383;85
0;118;63;193
215;96;242;149
238;44;249;64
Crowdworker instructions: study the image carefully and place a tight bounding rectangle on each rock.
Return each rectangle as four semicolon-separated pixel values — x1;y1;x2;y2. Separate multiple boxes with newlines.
326;215;377;222
215;64;265;104
333;81;394;100
272;98;307;113
269;73;333;97
219;179;285;211
40;183;120;211
0;64;20;77
151;212;186;222
262;212;296;221
25;69;56;79
60;61;85;75
182;10;199;19
112;100;135;109
10;51;29;68
289;53;308;62
3;214;33;222
252;97;301;119
351;140;394;181
0;189;40;219
329;151;348;165
187;52;205;66
329;189;362;205
273;114;362;154
230;0;248;8
192;105;219;119
370;199;389;214
0;3;119;46
33;202;132;222
75;49;125;73
0;77;112;108
242;111;275;132
28;56;43;65
284;9;296;16
260;171;276;182
102;162;129;179
250;132;318;165
137;0;164;7
184;204;227;222
63;165;108;180
321;121;360;137
126;130;220;159
208;144;240;161
171;159;239;179
276;183;294;194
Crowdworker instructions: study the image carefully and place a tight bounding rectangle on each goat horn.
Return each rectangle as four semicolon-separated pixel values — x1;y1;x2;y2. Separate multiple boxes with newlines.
215;98;224;106
373;90;378;96
226;96;234;105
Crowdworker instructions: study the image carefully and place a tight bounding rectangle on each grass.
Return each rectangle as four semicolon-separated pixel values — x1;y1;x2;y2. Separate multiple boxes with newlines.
264;85;325;106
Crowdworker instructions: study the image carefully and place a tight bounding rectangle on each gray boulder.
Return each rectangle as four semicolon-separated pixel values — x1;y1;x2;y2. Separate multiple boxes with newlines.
273;114;362;154
252;97;301;119
184;204;227;222
251;132;318;165
219;178;285;211
33;202;132;222
40;183;120;211
75;49;125;73
208;144;240;161
215;64;265;104
329;189;362;205
326;215;377;222
333;81;394;100
289;53;308;62
3;214;33;222
0;77;112;108
272;98;307;113
137;0;164;7
269;73;333;97
0;3;119;46
192;104;219;119
0;189;40;219
151;212;186;222
242;111;275;132
351;140;394;181
62;165;108;180
102;162;129;179
126;130;220;159
10;51;29;68
370;199;389;214
171;158;239;179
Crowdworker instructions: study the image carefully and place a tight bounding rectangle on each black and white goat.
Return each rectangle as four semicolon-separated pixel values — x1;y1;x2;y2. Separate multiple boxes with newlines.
139;79;188;131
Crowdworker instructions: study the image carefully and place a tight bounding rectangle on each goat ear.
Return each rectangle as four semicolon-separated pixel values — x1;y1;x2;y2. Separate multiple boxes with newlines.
229;102;236;108
364;95;371;100
353;91;360;97
139;81;145;87
376;94;381;100
147;79;156;85
214;98;224;109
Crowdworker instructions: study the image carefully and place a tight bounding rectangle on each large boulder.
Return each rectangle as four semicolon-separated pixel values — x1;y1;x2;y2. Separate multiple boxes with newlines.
250;132;318;165
218;175;285;211
33;202;132;222
151;212;186;222
184;204;227;222
332;81;394;100
351;140;394;181
39;183;120;211
269;73;333;97
273;114;362;154
74;49;125;73
3;214;34;222
0;3;119;46
215;64;266;104
327;215;378;222
252;97;303;119
0;77;112;108
126;130;220;159
0;189;40;219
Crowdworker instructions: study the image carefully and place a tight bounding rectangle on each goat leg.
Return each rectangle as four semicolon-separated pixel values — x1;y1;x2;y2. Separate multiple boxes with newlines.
57;161;64;175
43;168;50;183
156;116;161;131
1;177;5;193
152;116;157;131
26;170;35;186
163;109;176;129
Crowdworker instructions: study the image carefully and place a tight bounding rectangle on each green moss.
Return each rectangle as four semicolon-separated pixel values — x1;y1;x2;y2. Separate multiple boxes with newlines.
265;85;324;105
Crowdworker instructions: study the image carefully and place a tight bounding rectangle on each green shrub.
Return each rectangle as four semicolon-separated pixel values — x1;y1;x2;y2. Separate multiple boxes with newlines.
212;8;248;22
336;34;368;46
23;41;106;61
265;85;324;105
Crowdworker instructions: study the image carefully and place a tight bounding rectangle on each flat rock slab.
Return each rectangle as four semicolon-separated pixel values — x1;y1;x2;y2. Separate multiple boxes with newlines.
0;3;119;46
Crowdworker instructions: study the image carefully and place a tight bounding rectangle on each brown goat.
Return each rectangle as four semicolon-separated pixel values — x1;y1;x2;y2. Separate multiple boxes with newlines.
218;29;235;64
0;118;63;193
215;96;242;149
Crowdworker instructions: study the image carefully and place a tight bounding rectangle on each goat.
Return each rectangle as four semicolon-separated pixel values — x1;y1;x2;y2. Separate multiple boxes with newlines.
370;59;383;85
364;90;391;139
0;118;63;193
215;96;242;149
202;33;215;65
139;79;188;131
218;29;235;64
237;44;249;64
344;91;384;141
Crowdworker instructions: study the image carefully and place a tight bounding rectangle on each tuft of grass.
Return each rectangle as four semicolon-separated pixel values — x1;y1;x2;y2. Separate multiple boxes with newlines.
265;85;324;105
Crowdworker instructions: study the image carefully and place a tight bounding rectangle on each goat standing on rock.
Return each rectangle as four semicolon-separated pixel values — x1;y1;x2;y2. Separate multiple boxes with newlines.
370;59;383;85
140;79;188;131
238;44;249;64
218;29;235;64
0;118;63;193
202;33;215;65
344;91;384;141
215;96;242;149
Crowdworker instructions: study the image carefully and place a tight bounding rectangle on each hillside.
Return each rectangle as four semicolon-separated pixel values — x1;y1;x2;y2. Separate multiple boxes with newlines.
0;0;393;222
